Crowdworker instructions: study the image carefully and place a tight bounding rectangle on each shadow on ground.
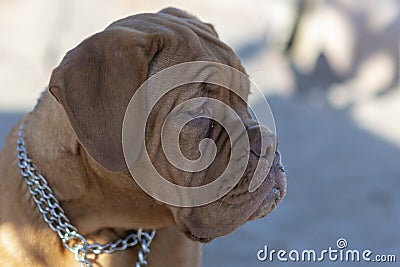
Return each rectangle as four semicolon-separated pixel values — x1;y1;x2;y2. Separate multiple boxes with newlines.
0;113;23;150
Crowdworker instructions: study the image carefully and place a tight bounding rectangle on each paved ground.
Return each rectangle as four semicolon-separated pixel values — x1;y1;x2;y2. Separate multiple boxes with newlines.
1;1;399;266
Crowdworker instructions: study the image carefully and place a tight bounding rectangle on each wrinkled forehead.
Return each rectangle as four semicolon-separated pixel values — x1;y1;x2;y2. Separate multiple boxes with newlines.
107;11;245;72
107;13;208;52
108;10;215;37
106;10;250;103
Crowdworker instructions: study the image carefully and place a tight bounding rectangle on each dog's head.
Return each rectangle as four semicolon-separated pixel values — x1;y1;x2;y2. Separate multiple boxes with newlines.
48;7;286;242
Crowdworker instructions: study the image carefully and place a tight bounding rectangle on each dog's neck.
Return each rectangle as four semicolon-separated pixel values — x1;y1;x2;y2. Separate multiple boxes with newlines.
20;92;174;236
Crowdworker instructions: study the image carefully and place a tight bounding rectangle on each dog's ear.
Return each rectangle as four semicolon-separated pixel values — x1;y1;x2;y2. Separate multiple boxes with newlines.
49;29;162;172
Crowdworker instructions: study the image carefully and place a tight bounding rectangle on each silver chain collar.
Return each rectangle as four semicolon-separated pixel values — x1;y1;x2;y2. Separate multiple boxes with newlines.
17;124;156;267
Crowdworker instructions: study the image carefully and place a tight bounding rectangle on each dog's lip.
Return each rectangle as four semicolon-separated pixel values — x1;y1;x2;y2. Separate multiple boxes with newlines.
176;150;286;242
248;150;287;221
180;224;214;243
248;185;283;221
184;231;214;243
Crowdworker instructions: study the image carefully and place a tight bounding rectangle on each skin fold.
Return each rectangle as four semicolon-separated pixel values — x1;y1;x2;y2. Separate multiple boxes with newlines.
0;7;286;267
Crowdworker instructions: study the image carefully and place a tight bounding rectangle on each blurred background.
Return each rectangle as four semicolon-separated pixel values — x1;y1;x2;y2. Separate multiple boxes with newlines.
1;0;399;266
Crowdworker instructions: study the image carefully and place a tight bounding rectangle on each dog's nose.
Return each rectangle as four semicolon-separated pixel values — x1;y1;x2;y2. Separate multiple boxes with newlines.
247;125;275;158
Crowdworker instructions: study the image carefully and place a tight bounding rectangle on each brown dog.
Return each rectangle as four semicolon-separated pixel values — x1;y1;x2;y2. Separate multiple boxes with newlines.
0;7;286;267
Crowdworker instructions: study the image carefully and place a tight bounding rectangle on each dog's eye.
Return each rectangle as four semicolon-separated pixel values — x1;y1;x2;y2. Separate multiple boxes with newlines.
206;120;215;138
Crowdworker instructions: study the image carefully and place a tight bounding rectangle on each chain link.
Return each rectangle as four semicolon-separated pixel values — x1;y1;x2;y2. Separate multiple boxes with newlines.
17;124;156;267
